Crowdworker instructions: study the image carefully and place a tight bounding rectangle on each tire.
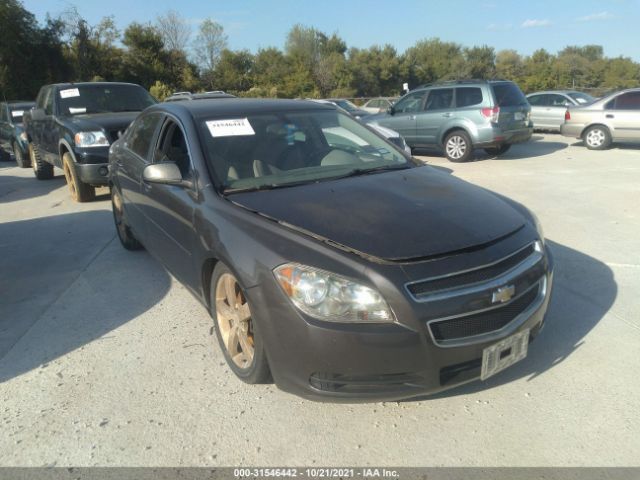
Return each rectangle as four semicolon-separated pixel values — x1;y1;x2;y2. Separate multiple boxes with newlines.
30;143;54;180
484;144;511;156
62;153;95;202
583;125;611;150
210;262;271;384
111;187;142;251
444;131;473;162
13;141;30;168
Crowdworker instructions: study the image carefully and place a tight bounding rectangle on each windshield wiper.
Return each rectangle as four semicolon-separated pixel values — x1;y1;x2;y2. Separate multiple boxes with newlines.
331;163;411;180
222;180;315;195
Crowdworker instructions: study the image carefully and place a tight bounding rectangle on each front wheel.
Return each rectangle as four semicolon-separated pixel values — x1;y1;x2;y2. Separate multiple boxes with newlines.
62;153;95;202
13;142;30;168
210;262;271;384
583;125;611;150
111;187;142;250
444;131;473;162
484;144;511;156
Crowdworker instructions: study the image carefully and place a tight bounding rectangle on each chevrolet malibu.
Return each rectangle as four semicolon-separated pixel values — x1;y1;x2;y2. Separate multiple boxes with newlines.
108;99;553;402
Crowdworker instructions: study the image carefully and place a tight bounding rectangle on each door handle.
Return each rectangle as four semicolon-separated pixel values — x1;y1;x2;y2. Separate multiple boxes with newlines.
606;114;614;119
442;113;452;118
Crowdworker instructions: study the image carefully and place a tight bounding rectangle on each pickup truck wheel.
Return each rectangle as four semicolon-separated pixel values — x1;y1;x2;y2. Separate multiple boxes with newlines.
111;188;142;250
13;142;30;168
62;153;95;202
484;144;511;156
210;263;271;384
583;125;611;150
444;131;473;162
30;143;53;180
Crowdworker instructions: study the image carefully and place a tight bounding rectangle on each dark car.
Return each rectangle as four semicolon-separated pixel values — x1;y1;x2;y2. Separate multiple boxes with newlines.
24;82;156;201
109;99;553;402
0;101;35;167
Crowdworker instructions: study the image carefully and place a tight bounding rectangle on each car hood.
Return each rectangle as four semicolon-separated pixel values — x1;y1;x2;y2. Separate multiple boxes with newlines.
229;166;526;262
65;112;140;132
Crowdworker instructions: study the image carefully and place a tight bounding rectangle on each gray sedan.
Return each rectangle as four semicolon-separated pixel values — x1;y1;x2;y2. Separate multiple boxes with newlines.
526;91;595;131
560;88;640;150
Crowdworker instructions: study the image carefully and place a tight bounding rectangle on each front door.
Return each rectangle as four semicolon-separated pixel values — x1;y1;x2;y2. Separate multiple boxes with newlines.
416;88;454;145
375;90;427;145
141;117;198;287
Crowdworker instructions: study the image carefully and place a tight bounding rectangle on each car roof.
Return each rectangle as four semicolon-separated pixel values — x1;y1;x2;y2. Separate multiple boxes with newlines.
413;79;513;90
165;91;236;101
152;98;334;120
2;101;35;107
526;90;585;96
49;82;142;89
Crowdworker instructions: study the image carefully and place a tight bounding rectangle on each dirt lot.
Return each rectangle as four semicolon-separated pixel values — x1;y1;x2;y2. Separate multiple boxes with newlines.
0;134;638;466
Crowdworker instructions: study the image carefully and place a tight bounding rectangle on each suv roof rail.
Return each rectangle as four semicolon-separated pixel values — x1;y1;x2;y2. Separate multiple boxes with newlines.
413;78;512;90
171;91;191;96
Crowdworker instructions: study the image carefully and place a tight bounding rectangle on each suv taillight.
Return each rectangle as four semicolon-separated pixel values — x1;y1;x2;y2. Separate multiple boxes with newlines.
481;106;500;123
565;109;571;121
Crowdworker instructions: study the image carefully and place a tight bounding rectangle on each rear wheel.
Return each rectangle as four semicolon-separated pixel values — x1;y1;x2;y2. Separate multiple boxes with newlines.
30;143;54;180
111;187;142;250
13;142;30;168
444;131;473;162
210;263;271;384
484;144;511;156
583;125;611;150
62;153;95;202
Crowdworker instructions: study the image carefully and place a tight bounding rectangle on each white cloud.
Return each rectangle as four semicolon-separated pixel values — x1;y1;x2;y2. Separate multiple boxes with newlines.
521;19;552;28
577;11;615;22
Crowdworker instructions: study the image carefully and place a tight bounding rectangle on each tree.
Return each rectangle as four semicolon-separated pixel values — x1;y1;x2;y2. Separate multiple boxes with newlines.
121;22;167;88
348;45;401;96
193;19;227;72
209;49;254;93
463;45;496;79
156;10;191;52
495;50;524;82
402;38;464;86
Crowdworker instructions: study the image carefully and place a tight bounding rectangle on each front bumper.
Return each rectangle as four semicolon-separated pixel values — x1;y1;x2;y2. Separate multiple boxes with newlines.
73;147;110;185
253;245;554;403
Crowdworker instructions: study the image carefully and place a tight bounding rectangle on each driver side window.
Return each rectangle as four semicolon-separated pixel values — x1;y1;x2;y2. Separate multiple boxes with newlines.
154;120;192;178
393;91;427;114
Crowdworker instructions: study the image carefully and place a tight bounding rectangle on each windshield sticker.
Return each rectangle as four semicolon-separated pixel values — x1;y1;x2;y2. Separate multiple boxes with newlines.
206;118;255;137
11;110;24;118
69;107;86;114
60;88;80;99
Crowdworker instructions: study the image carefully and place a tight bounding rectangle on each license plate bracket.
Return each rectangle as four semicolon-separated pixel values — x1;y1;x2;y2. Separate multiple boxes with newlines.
481;329;529;380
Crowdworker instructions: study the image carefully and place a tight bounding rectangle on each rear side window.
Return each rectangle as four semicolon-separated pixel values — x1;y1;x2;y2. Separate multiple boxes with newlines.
527;95;546;106
610;92;640;110
492;83;527;107
456;88;483;108
425;89;454;111
127;113;163;160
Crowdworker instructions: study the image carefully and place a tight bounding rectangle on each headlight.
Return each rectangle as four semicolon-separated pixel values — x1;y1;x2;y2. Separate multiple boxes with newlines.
19;132;28;142
531;211;545;245
75;131;109;148
274;263;394;323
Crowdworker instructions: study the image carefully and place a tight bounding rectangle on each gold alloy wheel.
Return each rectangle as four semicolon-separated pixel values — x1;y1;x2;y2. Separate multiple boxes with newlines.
63;161;77;199
215;273;255;369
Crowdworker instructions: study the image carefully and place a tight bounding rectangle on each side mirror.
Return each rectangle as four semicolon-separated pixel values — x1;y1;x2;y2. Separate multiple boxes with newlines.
143;163;184;186
387;106;396;115
31;108;46;121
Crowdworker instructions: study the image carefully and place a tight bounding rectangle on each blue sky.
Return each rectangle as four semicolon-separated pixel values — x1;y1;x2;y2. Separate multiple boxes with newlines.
22;0;640;60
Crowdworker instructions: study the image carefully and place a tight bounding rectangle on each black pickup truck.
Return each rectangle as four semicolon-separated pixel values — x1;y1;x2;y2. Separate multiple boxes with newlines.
24;82;156;201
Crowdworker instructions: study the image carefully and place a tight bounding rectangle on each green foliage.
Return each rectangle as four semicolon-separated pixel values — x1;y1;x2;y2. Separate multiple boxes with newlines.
2;2;639;101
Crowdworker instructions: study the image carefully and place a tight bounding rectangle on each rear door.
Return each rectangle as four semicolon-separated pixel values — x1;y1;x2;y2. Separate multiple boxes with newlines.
491;82;530;132
376;90;427;144
606;91;640;140
416;88;454;145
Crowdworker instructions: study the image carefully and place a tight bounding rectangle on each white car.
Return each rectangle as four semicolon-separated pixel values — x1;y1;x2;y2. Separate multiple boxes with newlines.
361;97;398;114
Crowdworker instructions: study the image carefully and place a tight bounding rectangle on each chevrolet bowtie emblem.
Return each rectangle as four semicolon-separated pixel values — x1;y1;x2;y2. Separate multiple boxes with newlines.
492;285;516;304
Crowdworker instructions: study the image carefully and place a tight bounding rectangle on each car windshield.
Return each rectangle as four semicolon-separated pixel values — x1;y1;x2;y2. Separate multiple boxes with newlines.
492;83;528;107
199;109;411;193
333;99;359;112
57;84;156;115
568;92;595;104
9;108;28;123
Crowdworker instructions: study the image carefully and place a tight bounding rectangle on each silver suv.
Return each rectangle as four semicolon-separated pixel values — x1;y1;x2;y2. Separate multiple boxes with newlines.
364;80;532;162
